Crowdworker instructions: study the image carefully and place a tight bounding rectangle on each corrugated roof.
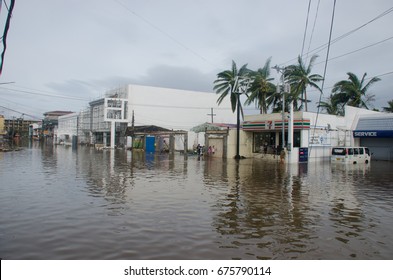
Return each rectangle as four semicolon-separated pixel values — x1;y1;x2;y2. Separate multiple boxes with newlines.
356;115;393;130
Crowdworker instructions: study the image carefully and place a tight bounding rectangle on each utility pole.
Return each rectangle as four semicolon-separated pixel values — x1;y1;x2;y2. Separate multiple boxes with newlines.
131;110;135;149
207;108;216;123
233;76;251;160
272;65;291;152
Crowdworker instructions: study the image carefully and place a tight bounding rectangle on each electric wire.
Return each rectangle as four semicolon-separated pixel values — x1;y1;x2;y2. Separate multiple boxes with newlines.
309;0;337;156
306;6;393;58
0;104;41;120
0;86;90;101
0;95;43;117
280;5;393;66
301;0;312;57
314;35;393;65
112;0;214;68
305;0;321;64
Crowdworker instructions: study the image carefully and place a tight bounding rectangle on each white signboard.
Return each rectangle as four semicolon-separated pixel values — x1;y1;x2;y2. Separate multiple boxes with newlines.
104;98;129;123
309;129;331;146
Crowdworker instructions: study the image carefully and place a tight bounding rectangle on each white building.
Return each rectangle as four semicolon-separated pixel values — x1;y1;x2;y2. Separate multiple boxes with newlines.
80;84;239;149
352;112;393;161
238;105;387;162
57;112;79;145
111;84;237;129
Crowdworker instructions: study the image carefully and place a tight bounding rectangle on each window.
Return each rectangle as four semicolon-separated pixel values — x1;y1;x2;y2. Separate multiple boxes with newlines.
253;132;276;153
365;148;370;156
332;148;346;155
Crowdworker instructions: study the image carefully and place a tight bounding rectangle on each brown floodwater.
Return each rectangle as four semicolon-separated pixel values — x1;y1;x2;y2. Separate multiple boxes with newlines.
1;143;392;259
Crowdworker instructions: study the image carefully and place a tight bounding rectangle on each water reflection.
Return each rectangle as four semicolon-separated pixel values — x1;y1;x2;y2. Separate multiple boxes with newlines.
210;160;321;259
0;145;392;259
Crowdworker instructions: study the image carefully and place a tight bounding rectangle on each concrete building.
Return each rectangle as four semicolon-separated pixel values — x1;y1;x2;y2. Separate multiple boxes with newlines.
78;84;238;149
0;114;5;136
239;105;388;162
42;110;74;139
3;117;39;139
29;122;42;141
0;115;6;145
56;112;79;145
353;113;393;161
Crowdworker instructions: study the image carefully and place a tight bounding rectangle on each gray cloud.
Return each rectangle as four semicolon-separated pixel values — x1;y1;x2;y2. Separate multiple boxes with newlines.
1;0;393;117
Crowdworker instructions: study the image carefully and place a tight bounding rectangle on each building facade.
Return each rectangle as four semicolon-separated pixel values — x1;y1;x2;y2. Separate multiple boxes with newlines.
42;111;74;139
353;114;393;161
56;112;79;145
74;84;238;148
239;106;388;162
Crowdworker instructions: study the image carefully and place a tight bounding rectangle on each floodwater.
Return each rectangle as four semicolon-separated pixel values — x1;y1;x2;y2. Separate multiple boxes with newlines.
1;143;393;260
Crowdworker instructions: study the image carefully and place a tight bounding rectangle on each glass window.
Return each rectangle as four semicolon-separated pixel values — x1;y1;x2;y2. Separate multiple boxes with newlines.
332;148;346;155
294;131;301;147
348;148;354;155
365;148;370;156
354;148;359;155
253;132;276;153
359;148;364;155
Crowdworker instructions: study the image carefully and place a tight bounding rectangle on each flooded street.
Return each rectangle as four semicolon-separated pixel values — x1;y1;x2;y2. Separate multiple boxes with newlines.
1;144;393;260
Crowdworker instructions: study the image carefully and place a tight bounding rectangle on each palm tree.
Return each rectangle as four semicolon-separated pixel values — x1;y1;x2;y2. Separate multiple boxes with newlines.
318;94;340;115
332;72;380;110
214;60;250;113
383;99;393;113
245;57;276;114
214;60;251;159
284;54;323;111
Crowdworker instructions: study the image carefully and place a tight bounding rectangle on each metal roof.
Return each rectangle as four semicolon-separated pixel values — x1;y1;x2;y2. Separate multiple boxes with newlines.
355;115;393;131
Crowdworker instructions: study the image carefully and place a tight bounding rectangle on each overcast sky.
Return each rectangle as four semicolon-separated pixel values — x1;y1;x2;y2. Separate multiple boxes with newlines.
1;0;392;119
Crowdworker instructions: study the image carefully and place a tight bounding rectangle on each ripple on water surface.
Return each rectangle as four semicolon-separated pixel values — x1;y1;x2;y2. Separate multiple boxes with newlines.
1;147;393;259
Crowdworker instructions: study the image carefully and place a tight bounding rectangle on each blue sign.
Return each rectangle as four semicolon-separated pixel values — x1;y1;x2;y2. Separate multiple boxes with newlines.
353;130;393;138
299;147;308;162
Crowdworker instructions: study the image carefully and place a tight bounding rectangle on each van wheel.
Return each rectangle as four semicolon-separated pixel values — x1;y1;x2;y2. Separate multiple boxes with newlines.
353;161;357;164
365;160;369;164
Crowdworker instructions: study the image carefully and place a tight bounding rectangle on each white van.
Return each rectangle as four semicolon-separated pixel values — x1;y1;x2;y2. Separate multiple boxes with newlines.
331;147;371;164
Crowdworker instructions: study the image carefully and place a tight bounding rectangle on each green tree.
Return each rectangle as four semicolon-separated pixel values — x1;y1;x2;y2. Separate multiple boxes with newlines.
318;94;340;115
383;99;393;113
214;60;250;114
284;54;323;111
332;72;380;110
245;57;276;114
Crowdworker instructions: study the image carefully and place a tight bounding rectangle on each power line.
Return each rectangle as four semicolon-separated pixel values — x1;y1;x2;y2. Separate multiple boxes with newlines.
305;0;321;64
310;0;337;156
314;35;393;66
301;0;312;57
0;95;43;116
112;0;214;68
0;104;41;120
307;6;393;58
280;5;393;66
0;86;89;101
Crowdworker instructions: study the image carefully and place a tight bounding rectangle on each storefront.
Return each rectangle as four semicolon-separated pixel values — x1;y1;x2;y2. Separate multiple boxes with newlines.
353;115;393;161
243;114;309;156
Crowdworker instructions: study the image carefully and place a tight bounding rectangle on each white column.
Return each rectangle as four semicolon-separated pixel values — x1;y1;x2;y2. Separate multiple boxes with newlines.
110;121;116;148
